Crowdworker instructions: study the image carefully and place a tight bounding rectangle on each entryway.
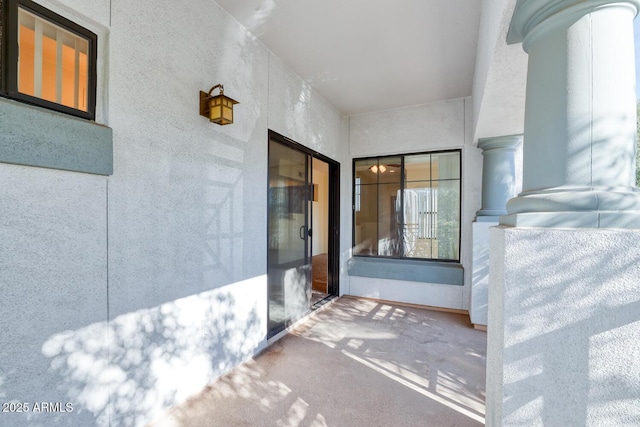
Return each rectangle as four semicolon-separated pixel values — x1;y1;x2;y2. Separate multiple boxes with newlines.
267;130;340;338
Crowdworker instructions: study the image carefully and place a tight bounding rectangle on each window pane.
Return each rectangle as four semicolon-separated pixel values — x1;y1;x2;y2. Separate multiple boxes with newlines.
354;184;378;255
61;42;75;107
78;46;88;111
377;182;401;256
18;12;35;96
355;159;378;183
18;8;90;112
405;154;431;182
352;150;461;261
403;182;435;259
377;156;401;184
356;157;402;184
41;30;57;103
434;180;460;260
432;152;461;180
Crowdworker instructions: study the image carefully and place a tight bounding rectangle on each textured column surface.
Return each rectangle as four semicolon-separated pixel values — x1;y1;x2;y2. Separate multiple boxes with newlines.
502;0;640;228
470;221;492;327
477;134;521;219
487;1;640;425
471;134;520;327
487;226;640;426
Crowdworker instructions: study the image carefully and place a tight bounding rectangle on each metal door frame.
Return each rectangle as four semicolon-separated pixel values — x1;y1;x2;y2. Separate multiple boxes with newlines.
267;130;340;338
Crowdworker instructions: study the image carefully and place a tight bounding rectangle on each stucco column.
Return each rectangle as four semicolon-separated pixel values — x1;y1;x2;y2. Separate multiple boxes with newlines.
476;135;521;219
470;135;521;328
486;1;640;425
502;0;640;228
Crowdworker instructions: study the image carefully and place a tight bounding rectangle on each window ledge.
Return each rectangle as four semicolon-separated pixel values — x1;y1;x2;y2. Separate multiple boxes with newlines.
347;256;463;286
0;97;112;175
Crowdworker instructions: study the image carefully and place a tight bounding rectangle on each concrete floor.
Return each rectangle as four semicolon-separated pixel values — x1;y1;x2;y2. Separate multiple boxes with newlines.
150;296;487;427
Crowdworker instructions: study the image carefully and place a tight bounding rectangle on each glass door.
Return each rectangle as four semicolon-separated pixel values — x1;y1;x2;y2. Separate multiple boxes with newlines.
267;138;312;337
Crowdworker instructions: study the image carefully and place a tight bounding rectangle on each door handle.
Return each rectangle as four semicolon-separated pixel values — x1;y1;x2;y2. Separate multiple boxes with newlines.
299;226;313;240
299;226;312;239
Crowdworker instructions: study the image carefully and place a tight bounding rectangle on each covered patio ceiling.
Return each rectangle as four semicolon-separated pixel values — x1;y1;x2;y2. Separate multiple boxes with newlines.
215;0;483;116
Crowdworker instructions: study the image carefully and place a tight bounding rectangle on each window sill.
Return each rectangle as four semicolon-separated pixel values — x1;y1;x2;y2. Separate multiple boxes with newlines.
347;256;464;286
0;97;112;175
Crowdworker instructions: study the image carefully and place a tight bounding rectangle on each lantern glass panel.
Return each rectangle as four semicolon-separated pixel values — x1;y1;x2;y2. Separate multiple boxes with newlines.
209;105;222;121
223;106;233;122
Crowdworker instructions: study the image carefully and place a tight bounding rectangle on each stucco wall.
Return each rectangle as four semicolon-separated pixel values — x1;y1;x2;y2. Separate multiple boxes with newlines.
0;165;108;427
348;98;483;310
487;226;640;426
471;0;527;141
268;54;353;289
0;0;348;426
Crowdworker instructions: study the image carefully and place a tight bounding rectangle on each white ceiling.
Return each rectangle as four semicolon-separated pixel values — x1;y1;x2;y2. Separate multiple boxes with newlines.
215;0;483;116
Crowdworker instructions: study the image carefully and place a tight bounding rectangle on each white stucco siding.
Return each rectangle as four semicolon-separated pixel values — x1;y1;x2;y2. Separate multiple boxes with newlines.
267;51;347;160
107;0;271;317
268;54;352;296
350;98;465;156
105;0;348;424
340;116;353;296
471;0;527;142
268;53;312;147
487;227;640;426
463;96;484;309
472;0;503;136
43;0;111;26
349;277;466;310
0;0;348;426
348;98;482;310
0;164;109;427
104;3;272;424
267;56;338;196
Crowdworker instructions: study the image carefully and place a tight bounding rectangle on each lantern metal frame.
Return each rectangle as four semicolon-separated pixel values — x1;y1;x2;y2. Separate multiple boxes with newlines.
199;84;239;125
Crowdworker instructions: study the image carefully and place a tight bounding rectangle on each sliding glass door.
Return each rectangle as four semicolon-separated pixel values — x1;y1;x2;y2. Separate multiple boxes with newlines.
267;138;312;337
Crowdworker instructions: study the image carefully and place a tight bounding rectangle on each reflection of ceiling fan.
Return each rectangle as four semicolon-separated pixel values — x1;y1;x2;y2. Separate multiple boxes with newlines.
370;163;401;174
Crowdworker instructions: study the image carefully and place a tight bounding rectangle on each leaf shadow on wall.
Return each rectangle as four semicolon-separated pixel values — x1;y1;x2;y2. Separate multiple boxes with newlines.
42;289;263;427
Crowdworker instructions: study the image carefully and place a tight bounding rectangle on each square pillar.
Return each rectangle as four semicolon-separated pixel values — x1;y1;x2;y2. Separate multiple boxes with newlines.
471;135;521;328
470;221;493;328
487;227;640;426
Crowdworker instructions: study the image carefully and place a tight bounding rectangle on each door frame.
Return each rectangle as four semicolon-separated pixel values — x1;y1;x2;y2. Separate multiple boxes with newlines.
267;130;340;338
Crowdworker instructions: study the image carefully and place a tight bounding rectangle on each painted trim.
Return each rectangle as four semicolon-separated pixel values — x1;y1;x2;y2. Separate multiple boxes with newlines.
475;216;500;223
0;97;113;175
477;134;521;151
347;256;464;286
343;295;468;315
507;0;640;48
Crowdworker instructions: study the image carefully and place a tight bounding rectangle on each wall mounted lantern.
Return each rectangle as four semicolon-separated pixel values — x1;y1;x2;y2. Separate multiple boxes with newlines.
199;84;239;125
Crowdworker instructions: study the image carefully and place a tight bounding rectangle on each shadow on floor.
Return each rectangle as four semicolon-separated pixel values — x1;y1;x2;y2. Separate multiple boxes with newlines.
150;296;487;427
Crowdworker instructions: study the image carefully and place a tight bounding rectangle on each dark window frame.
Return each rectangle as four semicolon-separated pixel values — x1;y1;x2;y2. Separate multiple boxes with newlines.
0;0;97;120
352;149;462;262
